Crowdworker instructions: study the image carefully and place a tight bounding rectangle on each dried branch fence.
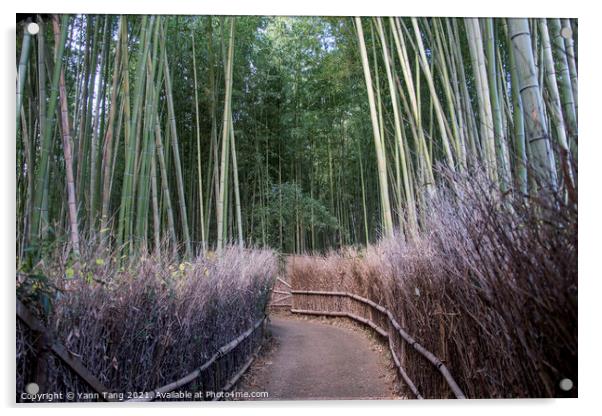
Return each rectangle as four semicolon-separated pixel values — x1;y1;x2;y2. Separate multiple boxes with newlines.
291;290;466;399
268;277;292;309
16;299;266;402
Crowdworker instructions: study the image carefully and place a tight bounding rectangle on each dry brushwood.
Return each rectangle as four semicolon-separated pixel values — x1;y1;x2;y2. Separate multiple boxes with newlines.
289;168;577;398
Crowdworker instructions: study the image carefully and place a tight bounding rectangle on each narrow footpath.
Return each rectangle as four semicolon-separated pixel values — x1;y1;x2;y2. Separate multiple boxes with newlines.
236;316;398;400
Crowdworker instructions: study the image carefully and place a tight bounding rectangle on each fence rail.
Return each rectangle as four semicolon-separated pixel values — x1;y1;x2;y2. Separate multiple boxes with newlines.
268;276;292;309
16;299;114;401
16;299;266;402
127;316;266;402
291;290;466;399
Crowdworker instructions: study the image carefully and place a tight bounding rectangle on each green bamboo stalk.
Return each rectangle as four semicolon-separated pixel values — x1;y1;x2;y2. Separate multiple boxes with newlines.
450;19;479;162
375;17;417;234
28;16;46;246
357;139;370;246
159;19;192;258
465;18;498;182
229;114;244;247
135;35;160;249
191;29;207;252
153;112;178;252
100;17;123;241
354;17;394;237
217;17;235;251
206;16;220;246
89;16;110;236
117;15;152;253
431;18;465;170
53;15;80;257
411;18;456;171
562;19;578;121
390;17;435;190
16;23;32;135
150;137;161;257
443;18;469;170
504;21;528;194
30;13;68;244
508;18;557;188
548;18;577;145
539;20;571;154
76;16;101;208
484;18;511;190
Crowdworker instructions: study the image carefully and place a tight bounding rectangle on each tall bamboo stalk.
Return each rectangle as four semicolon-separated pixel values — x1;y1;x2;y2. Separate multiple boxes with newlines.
89;16;110;236
229;114;244;247
53;15;80;258
508;18;557;188
100;17;123;244
354;17;394;237
117;15;152;253
411;18;456;171
31;13;68;245
390;17;435;191
161;20;192;258
16;24;32;135
375;18;417;234
539;20;571;155
562;19;578;123
191;29;207;252
504;21;528;194
465;18;498;182
217;17;235;250
484;18;511;190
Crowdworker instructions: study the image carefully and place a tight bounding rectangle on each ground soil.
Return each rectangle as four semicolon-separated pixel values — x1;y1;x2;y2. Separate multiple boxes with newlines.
233;313;402;401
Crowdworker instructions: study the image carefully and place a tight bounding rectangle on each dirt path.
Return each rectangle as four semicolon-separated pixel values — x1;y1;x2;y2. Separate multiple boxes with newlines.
235;315;398;400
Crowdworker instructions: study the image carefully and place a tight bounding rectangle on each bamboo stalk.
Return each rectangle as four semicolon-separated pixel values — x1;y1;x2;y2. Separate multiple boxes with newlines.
503;20;528;194
374;18;417;234
160;19;192;258
191;28;207;252
53;15;81;258
217;17;235;251
411;18;456;171
539;19;574;189
508;18;558;189
31;12;69;244
117;15;152;253
100;17;123;244
465;18;498;182
548;18;577;142
354;17;394;237
16;23;32;134
484;18;511;190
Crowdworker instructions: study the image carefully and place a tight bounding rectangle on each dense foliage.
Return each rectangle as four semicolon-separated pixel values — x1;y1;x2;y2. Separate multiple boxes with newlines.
16;15;577;260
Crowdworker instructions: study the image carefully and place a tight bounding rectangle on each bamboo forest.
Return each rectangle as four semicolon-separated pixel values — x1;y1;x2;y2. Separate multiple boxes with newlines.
16;14;577;401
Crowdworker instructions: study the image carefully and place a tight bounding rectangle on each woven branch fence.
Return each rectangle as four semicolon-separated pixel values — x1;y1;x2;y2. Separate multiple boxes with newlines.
17;299;266;402
291;290;466;399
269;277;292;309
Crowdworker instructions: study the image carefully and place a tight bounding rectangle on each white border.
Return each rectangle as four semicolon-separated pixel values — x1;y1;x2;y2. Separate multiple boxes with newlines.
3;1;599;416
